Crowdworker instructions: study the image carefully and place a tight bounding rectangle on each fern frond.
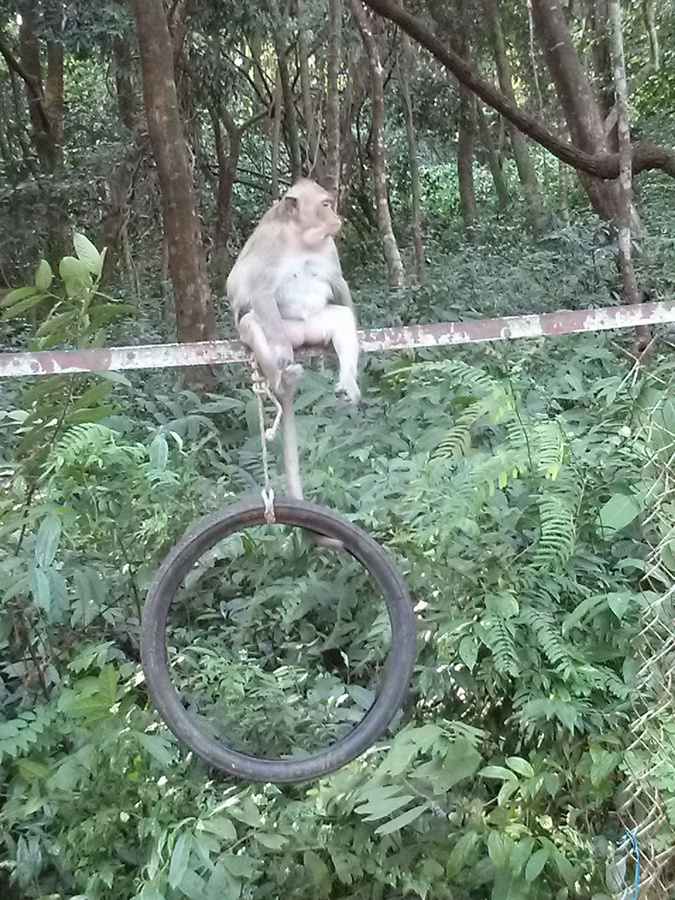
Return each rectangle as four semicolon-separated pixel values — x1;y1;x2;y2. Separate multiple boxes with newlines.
530;495;576;569
49;422;117;467
532;423;566;480
483;619;520;678
0;705;56;762
413;360;501;394
46;423;147;477
434;421;473;462
520;605;570;667
503;418;565;480
434;395;512;461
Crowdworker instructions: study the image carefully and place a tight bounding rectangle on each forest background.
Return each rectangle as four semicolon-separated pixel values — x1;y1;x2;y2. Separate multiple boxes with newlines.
1;0;675;898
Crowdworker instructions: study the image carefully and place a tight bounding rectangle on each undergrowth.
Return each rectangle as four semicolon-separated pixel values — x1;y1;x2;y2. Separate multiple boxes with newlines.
1;225;674;899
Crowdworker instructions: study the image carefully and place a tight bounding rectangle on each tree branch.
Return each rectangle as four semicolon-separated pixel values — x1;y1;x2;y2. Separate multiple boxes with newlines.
361;0;675;181
0;34;50;132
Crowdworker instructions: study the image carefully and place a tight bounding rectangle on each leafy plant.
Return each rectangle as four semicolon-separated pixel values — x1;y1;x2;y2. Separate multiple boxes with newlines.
2;223;673;898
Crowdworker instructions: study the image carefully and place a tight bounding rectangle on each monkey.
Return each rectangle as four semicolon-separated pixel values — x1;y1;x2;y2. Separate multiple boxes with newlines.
227;179;360;539
227;179;360;407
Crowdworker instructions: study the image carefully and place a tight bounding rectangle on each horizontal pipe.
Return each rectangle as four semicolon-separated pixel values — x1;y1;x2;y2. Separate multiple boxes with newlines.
0;300;672;378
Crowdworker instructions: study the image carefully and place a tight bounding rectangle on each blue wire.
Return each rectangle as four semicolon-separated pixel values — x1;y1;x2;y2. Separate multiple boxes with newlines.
617;828;640;899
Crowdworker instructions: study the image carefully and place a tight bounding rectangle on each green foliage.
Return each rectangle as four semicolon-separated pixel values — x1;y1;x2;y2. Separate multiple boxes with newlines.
2;173;675;900
1;234;134;480
2;315;671;897
3;0;675;890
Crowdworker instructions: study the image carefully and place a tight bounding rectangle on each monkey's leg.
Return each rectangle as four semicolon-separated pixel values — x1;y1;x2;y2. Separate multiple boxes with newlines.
285;308;360;405
328;306;360;405
238;312;301;396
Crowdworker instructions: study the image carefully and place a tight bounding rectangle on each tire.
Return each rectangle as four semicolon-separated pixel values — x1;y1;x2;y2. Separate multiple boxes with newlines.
141;497;417;783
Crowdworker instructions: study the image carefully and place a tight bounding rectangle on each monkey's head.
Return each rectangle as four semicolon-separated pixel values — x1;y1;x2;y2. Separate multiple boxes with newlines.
281;179;342;246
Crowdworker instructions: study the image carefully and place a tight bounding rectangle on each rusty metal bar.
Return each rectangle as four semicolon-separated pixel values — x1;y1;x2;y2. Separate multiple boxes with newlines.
0;299;672;378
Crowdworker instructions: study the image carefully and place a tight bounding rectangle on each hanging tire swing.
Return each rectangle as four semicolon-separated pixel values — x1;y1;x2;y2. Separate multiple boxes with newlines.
141;497;417;783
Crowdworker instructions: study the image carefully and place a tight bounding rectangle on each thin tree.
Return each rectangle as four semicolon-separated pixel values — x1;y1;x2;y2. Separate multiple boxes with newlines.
476;103;510;209
297;0;319;169
455;0;478;231
210;104;268;295
130;0;217;386
642;0;659;70
324;0;343;197
349;0;405;287
271;67;283;200
608;0;650;357
0;2;66;259
483;0;546;232
397;24;425;280
428;0;478;229
268;0;302;181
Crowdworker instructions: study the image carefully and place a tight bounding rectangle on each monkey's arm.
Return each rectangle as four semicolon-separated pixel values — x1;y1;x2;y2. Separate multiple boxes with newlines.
230;261;295;391
331;274;354;313
228;242;289;343
238;284;294;364
325;242;354;313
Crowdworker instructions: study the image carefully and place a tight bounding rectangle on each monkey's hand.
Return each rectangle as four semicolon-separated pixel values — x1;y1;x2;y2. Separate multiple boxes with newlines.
335;376;361;406
280;362;304;397
269;336;295;372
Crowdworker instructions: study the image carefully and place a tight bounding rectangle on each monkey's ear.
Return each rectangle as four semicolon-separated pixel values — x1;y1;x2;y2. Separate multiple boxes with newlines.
282;195;299;217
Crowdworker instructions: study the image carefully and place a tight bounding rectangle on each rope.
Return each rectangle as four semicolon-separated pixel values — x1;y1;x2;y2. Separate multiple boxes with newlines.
250;363;281;524
617;828;640;898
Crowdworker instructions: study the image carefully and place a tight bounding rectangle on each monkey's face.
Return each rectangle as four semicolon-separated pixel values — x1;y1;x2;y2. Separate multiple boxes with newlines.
284;181;342;244
315;196;342;237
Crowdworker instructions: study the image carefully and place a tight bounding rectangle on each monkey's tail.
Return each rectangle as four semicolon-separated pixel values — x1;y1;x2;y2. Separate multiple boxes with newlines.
280;394;303;501
280;395;344;551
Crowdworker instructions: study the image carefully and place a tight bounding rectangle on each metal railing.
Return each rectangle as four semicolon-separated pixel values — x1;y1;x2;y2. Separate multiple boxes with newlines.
1;299;673;378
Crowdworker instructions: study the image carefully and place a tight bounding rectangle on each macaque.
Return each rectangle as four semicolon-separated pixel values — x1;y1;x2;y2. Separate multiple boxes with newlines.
227;179;360;520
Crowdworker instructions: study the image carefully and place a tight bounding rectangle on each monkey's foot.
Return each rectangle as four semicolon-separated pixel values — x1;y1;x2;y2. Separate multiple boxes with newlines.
280;363;304;394
335;378;361;406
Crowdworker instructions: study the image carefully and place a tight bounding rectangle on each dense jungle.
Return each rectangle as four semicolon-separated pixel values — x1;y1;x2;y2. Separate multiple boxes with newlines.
1;1;675;898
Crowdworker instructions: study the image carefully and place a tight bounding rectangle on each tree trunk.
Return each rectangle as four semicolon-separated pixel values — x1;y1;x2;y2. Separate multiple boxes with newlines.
324;0;343;196
249;36;270;104
454;0;477;231
642;0;659;70
112;35;135;131
587;0;614;119
457;85;477;230
269;0;302;181
100;135;145;284
608;0;650;356
337;57;368;215
277;47;302;181
559;159;570;224
130;0;217;383
349;0;405;287
484;0;546;232
0;91;9;161
212;108;241;297
529;0;626;224
44;42;63;169
476;103;510;209
271;67;283;199
101;35;143;284
18;1;67;260
429;0;478;228
397;27;425;281
296;0;318;170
